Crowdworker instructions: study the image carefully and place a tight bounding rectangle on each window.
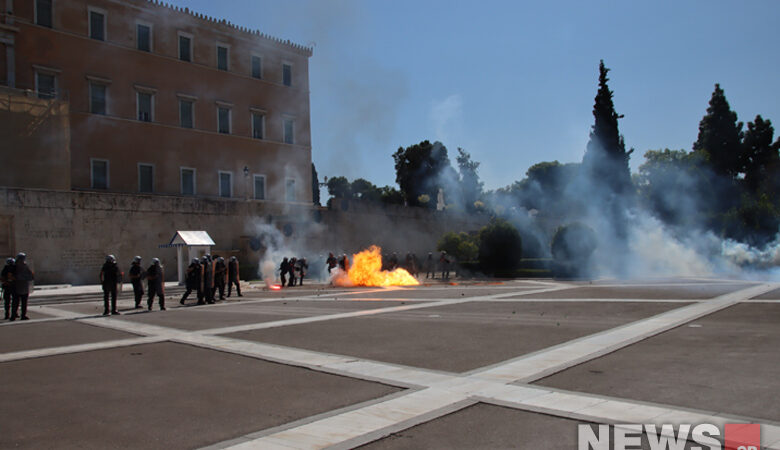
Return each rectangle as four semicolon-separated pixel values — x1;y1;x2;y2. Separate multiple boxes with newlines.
88;8;106;41
282;63;292;86
35;72;56;99
251;112;264;139
180;167;195;195
136;23;151;52
217;44;229;71
138;164;153;193
219;171;232;198
91;159;108;189
35;0;53;28
137;92;153;122
253;175;266;200
179;99;194;128
285;178;296;202
89;83;106;115
178;33;192;62
251;55;262;79
283;118;294;144
217;106;231;134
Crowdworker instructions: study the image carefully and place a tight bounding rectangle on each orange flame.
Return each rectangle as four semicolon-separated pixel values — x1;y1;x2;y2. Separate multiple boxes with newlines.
333;246;420;287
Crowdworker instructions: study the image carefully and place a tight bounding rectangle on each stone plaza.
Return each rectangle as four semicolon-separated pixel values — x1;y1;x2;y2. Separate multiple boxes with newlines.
2;277;779;449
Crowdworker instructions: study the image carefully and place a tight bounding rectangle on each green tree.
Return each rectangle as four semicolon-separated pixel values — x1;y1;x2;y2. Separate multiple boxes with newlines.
551;222;598;279
311;163;320;206
741;115;779;195
636;149;700;226
478;218;522;275
582;60;633;196
456;148;483;212
326;176;351;199
393;140;457;207
379;186;404;205
351;178;382;202
437;231;478;262
692;84;743;178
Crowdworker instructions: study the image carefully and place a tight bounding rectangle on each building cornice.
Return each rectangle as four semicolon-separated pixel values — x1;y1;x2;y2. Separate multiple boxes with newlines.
142;0;313;57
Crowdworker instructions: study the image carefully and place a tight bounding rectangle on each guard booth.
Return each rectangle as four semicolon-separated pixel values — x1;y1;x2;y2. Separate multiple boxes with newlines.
160;231;215;285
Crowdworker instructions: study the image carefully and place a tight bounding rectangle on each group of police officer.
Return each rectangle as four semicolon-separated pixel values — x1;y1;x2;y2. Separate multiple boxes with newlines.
279;257;308;287
98;254;242;316
1;252;34;321
179;254;242;304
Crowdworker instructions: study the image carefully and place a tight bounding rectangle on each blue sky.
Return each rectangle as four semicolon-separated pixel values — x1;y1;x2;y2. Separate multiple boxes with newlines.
168;0;780;191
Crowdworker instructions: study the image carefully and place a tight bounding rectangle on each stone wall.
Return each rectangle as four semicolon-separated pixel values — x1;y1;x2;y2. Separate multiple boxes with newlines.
0;188;487;285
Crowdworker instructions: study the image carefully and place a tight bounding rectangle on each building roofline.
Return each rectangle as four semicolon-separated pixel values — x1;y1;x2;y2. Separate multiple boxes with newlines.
145;0;313;57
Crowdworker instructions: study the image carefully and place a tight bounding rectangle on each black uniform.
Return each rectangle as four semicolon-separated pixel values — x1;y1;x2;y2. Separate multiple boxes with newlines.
287;258;297;287
129;262;145;308
180;261;202;305
11;260;33;321
146;263;165;310
100;261;121;315
2;261;14;320
227;259;241;297
214;259;227;300
203;258;214;303
296;258;308;286
280;258;289;286
326;253;337;274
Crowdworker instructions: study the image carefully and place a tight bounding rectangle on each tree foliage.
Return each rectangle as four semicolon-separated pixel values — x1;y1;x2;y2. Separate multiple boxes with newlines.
582;60;633;196
741;115;780;195
551;223;598;279
478;218;522;275
693;84;744;178
436;231;478;263
393;140;458;207
311;163;321;206
456;148;484;212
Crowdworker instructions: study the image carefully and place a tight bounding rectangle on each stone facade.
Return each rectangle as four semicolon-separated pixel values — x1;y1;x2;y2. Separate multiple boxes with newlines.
0;187;486;285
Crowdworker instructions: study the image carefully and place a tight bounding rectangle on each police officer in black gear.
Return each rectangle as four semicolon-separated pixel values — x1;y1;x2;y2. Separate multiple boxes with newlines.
279;257;289;287
2;257;15;320
180;258;202;305
227;256;242;297
129;256;144;308
100;255;121;316
146;258;165;311
202;255;214;303
214;256;227;300
10;252;33;321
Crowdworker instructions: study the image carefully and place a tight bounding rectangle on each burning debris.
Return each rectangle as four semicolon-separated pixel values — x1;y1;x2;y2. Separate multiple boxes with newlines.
332;246;420;287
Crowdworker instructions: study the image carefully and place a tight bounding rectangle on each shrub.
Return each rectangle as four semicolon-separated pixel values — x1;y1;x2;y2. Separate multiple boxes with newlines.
478;219;522;276
550;222;597;279
437;232;478;262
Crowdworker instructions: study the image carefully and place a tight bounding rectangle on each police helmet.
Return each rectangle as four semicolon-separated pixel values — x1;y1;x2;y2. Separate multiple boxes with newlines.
15;252;26;262
5;257;14;265
133;256;142;263
192;258;199;264
218;257;224;262
107;254;116;263
230;256;237;261
152;258;160;265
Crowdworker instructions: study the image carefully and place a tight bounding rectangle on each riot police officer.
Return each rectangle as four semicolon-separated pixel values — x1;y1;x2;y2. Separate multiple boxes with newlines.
10;252;33;321
180;258;202;305
146;258;165;311
227;256;242;297
128;256;145;308
202;255;214;304
100;254;121;316
214;256;227;300
2;257;14;320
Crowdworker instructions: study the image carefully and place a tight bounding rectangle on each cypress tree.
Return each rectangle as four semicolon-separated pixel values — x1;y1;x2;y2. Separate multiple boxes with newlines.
692;84;743;178
741;115;779;194
582;60;633;196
